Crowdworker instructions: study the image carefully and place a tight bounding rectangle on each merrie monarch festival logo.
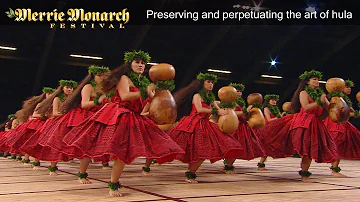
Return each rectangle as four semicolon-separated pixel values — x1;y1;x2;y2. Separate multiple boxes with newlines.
5;8;130;29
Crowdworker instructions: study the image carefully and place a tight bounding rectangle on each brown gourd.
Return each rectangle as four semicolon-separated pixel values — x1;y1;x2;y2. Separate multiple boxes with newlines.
247;108;265;129
247;93;263;105
326;77;350;123
247;93;265;129
148;63;177;125
282;102;291;112
217;86;239;134
325;78;345;93
328;97;350;123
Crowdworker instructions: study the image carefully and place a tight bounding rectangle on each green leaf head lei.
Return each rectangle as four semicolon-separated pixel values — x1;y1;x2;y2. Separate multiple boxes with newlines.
42;87;56;94
299;69;322;80
88;65;110;75
124;50;151;64
59;80;78;88
229;83;245;92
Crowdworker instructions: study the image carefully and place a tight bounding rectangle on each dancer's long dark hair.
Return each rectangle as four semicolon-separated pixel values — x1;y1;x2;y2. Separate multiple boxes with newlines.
173;79;204;120
290;79;309;113
60;74;94;113
15;93;47;123
0;116;13;131
99;63;132;94
3;116;16;130
37;86;63;116
262;98;271;109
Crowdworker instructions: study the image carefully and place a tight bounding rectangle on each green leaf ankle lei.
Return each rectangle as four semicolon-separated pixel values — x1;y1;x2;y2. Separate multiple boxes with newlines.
224;165;235;171
108;181;122;191
185;171;197;179
198;88;215;105
304;86;324;107
48;166;58;172
22;159;30;164
298;170;312;177
267;105;281;118
331;166;342;173
142;167;150;172
128;71;151;100
77;172;88;179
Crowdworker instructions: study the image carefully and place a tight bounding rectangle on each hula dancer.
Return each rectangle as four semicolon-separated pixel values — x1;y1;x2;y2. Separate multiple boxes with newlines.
256;94;285;171
60;50;184;197
323;79;360;177
21;80;77;175
222;83;266;174
167;73;244;183
259;70;339;182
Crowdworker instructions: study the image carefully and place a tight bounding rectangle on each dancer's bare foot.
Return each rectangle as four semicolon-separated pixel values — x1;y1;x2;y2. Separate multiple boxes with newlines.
225;170;235;174
49;171;58;176
48;166;58;176
23;162;31;166
32;166;40;170
102;166;111;170
331;171;347;178
142;170;152;176
257;163;267;171
108;182;122;197
109;189;123;197
142;167;152;176
78;178;92;184
185;171;197;183
102;164;111;170
185;178;198;183
301;176;312;183
224;165;235;174
8;155;16;160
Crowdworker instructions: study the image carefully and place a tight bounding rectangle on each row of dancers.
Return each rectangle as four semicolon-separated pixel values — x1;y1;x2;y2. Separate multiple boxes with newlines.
1;50;360;197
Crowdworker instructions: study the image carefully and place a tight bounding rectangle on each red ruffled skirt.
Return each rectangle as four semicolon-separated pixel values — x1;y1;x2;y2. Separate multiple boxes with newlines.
6;119;45;154
20;117;72;162
0;122;30;153
323;117;360;160
60;103;184;164
167;114;244;164
230;119;266;160
261;112;339;163
0;130;11;152
43;108;110;163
